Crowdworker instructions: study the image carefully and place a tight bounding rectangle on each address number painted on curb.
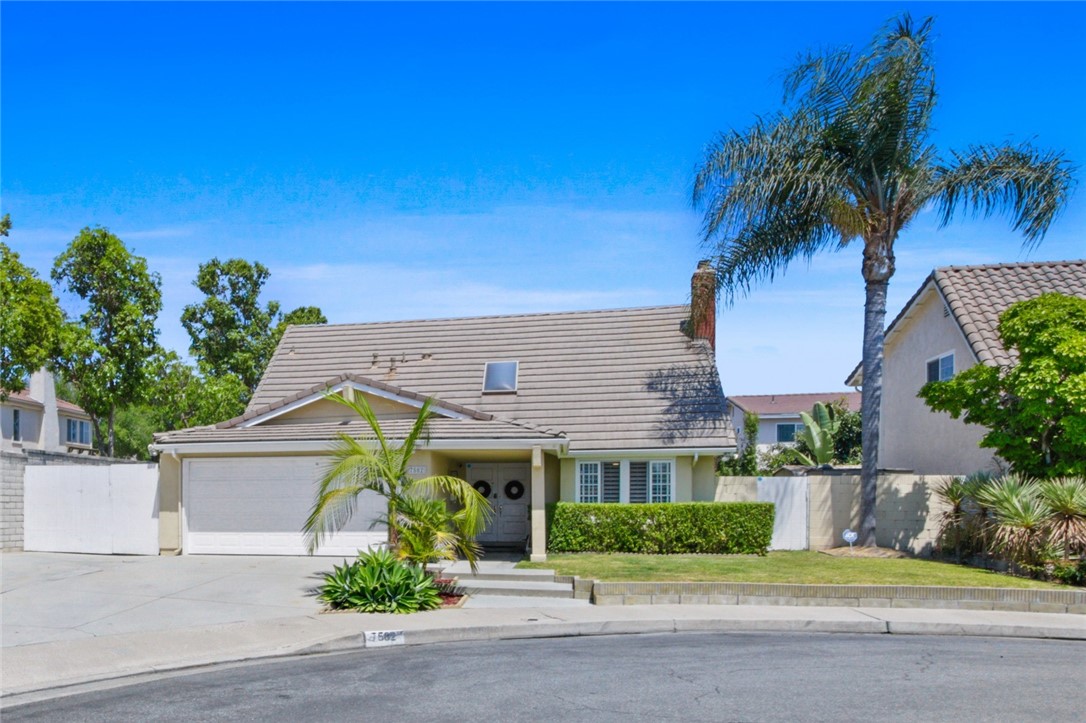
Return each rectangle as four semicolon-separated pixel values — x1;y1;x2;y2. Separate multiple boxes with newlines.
365;630;406;647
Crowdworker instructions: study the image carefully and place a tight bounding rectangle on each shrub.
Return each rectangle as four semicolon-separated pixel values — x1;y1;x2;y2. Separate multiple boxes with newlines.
548;502;774;555
318;547;441;613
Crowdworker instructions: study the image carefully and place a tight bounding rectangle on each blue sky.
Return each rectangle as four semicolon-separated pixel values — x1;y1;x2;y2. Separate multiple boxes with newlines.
3;2;1083;395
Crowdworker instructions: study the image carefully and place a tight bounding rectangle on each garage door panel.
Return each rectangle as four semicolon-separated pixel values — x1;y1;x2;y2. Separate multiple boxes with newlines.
184;456;387;555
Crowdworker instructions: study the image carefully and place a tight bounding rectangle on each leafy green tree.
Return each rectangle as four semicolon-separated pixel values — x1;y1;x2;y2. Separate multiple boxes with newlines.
273;305;327;349
113;351;248;459
830;401;863;464
920;293;1086;478
182;258;326;398
720;410;760;476
0;220;63;396
303;393;491;568
692;15;1073;544
52;227;162;456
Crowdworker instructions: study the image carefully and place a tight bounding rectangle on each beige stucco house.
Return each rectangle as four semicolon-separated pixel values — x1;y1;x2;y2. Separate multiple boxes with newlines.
726;392;860;453
1;370;94;455
152;263;735;560
846;259;1086;476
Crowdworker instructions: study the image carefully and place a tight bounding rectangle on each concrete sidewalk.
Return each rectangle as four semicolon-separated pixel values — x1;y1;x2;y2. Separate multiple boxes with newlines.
2;552;1084;704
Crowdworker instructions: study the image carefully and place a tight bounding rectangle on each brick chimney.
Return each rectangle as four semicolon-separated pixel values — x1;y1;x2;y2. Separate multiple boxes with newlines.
690;260;716;349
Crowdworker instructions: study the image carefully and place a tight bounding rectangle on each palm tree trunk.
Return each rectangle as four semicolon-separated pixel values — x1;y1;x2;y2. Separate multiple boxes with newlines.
859;277;888;547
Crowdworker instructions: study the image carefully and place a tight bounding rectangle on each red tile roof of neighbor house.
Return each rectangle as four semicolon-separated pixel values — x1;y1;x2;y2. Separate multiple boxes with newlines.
727;392;860;416
2;388;88;415
846;259;1086;385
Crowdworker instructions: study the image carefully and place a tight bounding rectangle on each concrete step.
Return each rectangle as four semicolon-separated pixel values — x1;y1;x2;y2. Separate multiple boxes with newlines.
453;578;574;599
447;569;558;583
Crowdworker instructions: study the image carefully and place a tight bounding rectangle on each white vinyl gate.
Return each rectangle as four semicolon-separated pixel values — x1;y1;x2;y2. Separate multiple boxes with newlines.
757;476;809;550
24;463;160;555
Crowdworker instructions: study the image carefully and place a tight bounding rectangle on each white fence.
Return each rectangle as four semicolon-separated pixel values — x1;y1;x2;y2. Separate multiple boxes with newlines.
756;477;809;550
24;463;159;555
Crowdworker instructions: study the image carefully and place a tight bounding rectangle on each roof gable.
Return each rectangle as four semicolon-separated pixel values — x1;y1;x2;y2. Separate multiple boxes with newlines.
846;259;1086;385
220;373;493;430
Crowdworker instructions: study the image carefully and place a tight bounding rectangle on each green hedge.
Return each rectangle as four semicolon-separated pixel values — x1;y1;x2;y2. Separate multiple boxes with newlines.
548;502;774;555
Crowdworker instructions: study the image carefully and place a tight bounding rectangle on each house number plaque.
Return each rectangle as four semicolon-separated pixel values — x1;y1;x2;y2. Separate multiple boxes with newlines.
365;630;406;647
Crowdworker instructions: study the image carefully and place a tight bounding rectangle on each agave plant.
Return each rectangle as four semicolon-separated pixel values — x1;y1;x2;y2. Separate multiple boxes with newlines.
318;547;441;614
1037;478;1086;561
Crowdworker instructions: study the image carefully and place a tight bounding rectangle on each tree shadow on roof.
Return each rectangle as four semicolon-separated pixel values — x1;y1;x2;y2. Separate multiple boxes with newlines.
645;363;730;445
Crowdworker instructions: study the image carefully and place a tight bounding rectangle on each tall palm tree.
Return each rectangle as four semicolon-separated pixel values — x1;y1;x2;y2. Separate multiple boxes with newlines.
302;393;491;558
693;15;1074;546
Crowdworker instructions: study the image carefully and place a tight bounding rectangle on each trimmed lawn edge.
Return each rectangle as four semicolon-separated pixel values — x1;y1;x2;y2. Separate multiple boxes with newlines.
589;580;1086;613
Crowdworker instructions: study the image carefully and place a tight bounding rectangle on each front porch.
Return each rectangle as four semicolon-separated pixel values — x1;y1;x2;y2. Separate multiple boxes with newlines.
426;445;559;562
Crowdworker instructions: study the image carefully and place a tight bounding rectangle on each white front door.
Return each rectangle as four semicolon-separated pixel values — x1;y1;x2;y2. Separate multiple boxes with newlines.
467;462;530;545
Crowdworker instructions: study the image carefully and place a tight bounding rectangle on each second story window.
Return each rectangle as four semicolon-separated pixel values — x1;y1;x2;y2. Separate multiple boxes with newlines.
927;353;955;383
67;419;91;445
776;422;804;443
12;409;21;441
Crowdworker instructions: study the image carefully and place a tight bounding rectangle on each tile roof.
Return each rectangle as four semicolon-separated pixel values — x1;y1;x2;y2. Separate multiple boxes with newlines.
155;417;563;445
168;305;733;452
727;391;861;416
935;259;1086;366
846;259;1086;384
1;388;88;416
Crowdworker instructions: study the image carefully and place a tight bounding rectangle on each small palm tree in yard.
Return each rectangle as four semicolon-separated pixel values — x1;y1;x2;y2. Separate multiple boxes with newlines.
693;14;1074;547
391;494;483;572
302;393;490;569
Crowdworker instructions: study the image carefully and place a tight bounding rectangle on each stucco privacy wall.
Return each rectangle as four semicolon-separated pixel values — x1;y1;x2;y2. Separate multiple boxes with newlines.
711;474;949;555
1;450;115;551
880;286;997;475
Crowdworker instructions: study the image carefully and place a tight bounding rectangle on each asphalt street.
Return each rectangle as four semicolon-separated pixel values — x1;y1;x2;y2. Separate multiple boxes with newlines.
6;632;1084;722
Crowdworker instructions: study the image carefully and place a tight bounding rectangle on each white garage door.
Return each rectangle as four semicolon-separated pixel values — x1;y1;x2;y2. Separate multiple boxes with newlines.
183;457;386;556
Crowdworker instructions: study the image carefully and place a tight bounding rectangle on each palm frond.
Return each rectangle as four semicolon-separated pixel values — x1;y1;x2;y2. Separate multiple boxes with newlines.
409;474;493;539
932;142;1076;246
323;390;393;461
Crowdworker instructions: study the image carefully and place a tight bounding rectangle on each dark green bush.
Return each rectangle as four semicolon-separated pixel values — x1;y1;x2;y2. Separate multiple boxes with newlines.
1050;559;1086;587
548;502;774;555
318;547;441;613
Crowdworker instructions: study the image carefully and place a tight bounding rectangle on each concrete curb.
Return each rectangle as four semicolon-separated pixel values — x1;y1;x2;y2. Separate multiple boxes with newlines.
4;610;1083;706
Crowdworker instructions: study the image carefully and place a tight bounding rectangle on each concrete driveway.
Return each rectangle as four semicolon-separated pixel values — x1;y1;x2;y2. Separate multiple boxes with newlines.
1;552;338;648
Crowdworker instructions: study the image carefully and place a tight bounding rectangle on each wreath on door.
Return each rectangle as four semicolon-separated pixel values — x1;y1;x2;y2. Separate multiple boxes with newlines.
472;480;492;498
504;480;525;500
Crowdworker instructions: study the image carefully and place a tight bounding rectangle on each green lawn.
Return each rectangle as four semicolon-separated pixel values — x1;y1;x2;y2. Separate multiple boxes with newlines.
519;551;1065;589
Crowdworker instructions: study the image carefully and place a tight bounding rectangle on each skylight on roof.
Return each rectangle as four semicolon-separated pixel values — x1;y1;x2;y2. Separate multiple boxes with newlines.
483;361;518;393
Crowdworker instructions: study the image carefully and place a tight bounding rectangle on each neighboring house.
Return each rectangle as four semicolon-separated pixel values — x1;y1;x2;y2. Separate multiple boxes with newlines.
725;392;860;452
846;259;1086;476
152;262;736;560
1;370;94;455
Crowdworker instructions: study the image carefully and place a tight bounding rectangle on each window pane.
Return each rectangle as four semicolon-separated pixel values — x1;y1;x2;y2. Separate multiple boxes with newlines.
629;462;648;503
777;424;797;443
578;462;599;503
940;354;954;381
80;421;90;445
602;461;620;503
483;361;518;392
13;410;20;441
650;461;671;503
67;419;77;442
927;359;940;383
